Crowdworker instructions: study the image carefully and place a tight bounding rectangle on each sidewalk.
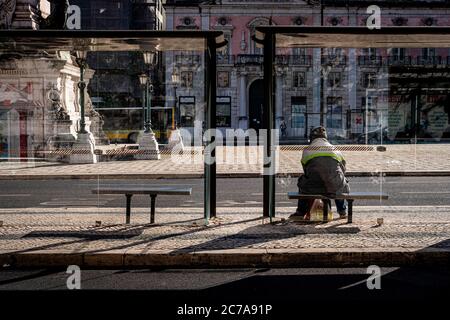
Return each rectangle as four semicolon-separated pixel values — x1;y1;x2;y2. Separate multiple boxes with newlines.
1;206;449;268
1;144;450;179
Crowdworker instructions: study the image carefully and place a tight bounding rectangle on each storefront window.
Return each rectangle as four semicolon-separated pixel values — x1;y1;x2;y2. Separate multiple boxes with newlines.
179;96;195;127
217;96;231;127
291;97;306;128
326;97;343;129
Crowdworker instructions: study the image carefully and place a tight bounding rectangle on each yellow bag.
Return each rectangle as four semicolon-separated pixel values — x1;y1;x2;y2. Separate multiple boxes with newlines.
307;199;333;222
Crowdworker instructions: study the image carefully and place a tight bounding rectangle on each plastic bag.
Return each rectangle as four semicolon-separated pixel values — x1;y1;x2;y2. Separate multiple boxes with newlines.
306;199;333;222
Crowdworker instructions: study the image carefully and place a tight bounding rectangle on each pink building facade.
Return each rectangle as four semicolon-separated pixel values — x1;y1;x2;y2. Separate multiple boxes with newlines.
165;0;450;143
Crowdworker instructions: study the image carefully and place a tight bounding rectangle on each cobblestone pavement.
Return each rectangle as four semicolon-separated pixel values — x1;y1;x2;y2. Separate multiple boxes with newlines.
1;144;450;178
1;206;449;254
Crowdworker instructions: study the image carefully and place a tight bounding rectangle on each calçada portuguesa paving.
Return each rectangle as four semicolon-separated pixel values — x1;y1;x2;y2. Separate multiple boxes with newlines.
0;206;449;268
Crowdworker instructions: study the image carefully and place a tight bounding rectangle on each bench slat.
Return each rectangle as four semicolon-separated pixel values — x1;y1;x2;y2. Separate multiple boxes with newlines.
288;191;388;200
92;187;192;196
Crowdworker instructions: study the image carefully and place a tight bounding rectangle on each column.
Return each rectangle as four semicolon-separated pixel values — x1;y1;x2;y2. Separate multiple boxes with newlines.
11;0;41;29
238;71;248;129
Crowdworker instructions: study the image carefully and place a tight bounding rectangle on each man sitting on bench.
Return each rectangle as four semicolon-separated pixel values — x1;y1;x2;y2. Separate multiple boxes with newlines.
290;126;350;221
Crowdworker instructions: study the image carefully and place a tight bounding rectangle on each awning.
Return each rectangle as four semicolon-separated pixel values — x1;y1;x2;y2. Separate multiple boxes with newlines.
0;30;226;52
255;26;450;48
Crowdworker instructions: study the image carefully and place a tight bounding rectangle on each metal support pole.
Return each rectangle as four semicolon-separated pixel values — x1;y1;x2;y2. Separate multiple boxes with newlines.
173;85;179;128
320;2;325;127
263;31;276;219
125;194;132;224
78;63;87;134
142;84;146;131
145;82;149;132
148;83;152;130
204;36;217;221
150;194;156;224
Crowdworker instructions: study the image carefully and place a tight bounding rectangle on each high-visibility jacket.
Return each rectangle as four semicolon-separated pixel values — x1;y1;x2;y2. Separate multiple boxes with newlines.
298;138;349;196
301;138;345;166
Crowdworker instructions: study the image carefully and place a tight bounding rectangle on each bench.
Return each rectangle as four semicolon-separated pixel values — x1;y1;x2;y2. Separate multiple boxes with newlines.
287;192;389;223
92;186;192;224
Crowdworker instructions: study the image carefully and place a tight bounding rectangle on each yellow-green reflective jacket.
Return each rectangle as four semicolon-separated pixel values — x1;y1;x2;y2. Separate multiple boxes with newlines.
301;138;345;166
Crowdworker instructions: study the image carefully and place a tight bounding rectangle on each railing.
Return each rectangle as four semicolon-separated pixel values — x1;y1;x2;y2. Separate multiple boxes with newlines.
322;55;347;66
174;53;450;68
236;54;264;65
358;55;383;66
217;55;235;65
175;55;201;65
386;55;412;66
416;55;443;65
227;54;312;66
276;55;312;66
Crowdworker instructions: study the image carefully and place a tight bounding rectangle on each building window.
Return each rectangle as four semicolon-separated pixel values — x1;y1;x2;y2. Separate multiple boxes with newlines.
422;48;436;58
327;48;343;58
327;72;342;88
362;48;377;58
217;96;231;127
363;72;377;88
293;71;306;88
218;71;230;88
293;47;306;57
391;48;406;60
291;97;307;128
181;71;193;88
179;96;195;127
326;97;343;129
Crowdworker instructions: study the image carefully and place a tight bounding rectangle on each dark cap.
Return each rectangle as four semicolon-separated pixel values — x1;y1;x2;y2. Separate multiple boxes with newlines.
310;126;328;140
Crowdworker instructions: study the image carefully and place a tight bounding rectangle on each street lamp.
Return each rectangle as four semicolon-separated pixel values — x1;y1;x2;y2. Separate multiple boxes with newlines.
171;68;180;129
75;50;88;134
139;73;150;132
135;52;160;160
143;51;155;133
143;51;155;66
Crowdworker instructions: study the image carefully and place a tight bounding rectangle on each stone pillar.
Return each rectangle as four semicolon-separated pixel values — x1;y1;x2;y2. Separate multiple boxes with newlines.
136;131;161;160
70;132;98;164
11;0;41;29
238;71;248;129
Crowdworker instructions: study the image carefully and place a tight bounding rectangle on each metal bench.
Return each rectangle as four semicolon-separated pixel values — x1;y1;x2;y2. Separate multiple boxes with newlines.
287;192;389;223
92;186;192;224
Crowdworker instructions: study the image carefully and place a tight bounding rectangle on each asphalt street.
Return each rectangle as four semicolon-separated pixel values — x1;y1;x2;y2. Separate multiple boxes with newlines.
0;267;449;308
0;177;449;209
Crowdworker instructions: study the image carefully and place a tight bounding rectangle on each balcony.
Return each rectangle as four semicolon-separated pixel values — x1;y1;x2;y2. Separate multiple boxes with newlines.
276;55;312;66
217;55;235;65
236;54;264;65
386;56;412;66
358;55;383;66
175;55;201;65
322;55;347;66
416;55;444;66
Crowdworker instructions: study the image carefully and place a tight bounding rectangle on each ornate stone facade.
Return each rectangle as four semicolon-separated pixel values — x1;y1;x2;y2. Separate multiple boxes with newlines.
165;0;450;142
0;1;105;162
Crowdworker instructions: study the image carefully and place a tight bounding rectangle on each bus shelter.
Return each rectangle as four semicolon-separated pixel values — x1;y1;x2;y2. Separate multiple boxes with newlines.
0;30;225;223
254;26;450;219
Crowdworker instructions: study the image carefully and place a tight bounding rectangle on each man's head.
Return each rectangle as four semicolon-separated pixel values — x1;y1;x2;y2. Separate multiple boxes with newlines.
309;126;328;141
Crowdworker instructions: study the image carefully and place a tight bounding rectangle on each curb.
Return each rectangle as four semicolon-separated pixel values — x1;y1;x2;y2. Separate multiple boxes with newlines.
2;171;450;180
2;249;450;268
